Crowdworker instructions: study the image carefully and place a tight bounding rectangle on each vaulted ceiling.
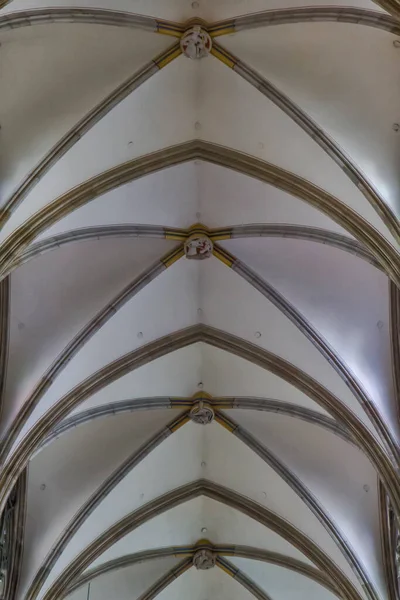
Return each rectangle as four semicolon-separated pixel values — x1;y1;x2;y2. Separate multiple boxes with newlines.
0;1;399;600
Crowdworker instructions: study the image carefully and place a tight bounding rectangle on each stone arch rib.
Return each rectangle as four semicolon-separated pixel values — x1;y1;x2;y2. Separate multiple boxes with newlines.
0;41;182;229
67;545;335;597
41;480;358;600
1;142;398;286
211;41;400;243
0;326;399;528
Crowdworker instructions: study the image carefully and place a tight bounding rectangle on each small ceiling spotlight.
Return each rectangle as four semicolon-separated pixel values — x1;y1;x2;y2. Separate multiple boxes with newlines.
198;382;204;389
137;331;143;339
201;461;207;467
201;527;208;533
377;320;384;330
392;123;400;132
191;1;199;8
40;483;46;491
254;331;262;339
363;484;370;493
393;40;400;48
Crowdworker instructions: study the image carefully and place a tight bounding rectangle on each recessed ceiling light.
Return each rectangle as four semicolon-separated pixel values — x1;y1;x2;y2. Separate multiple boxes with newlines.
393;40;400;48
198;382;203;389
201;527;208;533
392;123;400;132
201;461;206;467
194;121;202;131
192;1;199;7
40;483;46;491
363;484;370;493
254;331;262;339
137;331;143;339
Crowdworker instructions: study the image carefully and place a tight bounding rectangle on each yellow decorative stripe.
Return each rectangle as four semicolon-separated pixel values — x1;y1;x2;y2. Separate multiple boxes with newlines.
217;561;235;577
212;247;234;268
210;47;236;69
209;233;232;241
156;46;182;69
162;247;184;268
157;27;183;38
215;414;236;432
169;414;190;432
209;25;236;38
165;229;187;241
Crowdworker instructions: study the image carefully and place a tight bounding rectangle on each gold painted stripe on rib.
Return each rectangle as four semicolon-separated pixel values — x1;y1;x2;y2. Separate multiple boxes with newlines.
212;247;234;268
161;247;184;267
210;46;236;68
210;25;236;37
156;46;182;69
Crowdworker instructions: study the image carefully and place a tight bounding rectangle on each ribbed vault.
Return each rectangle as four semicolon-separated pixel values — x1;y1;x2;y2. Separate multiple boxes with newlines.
0;2;399;600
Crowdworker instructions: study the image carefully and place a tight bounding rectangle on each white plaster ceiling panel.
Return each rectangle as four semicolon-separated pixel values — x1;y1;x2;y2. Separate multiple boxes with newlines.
196;57;392;242
200;257;376;432
0;23;171;205
202;423;360;588
20;409;174;597
69;345;203;417
197;161;350;234
44;422;356;595
86;497;313;572
71;340;327;422
38;423;203;596
34;163;201;242
227;409;385;598
223;22;400;227
3;237;174;436
199;344;329;414
66;556;184;600
0;55;197;242
220;237;398;440
11;258;199;453
0;0;384;20
156;567;254;600
230;557;337;600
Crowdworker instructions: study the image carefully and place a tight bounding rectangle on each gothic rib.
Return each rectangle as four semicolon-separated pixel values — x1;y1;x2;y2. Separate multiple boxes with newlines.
211;41;400;244
209;6;400;36
1;6;400;38
373;0;400;18
0;326;399;528
4;470;27;600
0;41;182;230
216;411;378;600
210;224;380;269
13;223;379;272
42;396;352;448
13;225;186;268
67;545;335;597
30;402;355;599
216;556;277;600
136;557;193;600
0;142;398;285
213;243;399;465
379;482;399;600
0;243;184;461
25;411;190;600
390;282;400;422
71;556;273;600
0;8;183;35
0;276;10;424
41;480;361;600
